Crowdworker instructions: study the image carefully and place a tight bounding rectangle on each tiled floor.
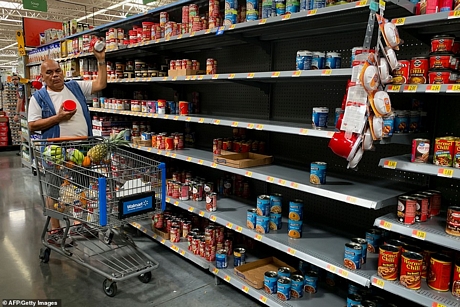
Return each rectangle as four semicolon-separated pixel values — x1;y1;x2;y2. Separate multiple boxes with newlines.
0;151;263;307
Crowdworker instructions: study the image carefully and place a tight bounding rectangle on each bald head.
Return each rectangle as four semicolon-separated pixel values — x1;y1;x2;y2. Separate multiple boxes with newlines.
41;59;64;92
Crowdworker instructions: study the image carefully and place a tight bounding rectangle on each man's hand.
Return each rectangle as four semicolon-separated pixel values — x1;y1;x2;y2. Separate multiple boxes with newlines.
93;46;105;62
57;105;76;122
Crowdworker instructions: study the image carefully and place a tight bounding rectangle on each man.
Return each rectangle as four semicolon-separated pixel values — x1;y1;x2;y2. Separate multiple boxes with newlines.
12;74;25;123
28;45;106;243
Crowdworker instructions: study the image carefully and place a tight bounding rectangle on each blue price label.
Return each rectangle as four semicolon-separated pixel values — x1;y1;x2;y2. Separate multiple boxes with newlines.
369;1;379;11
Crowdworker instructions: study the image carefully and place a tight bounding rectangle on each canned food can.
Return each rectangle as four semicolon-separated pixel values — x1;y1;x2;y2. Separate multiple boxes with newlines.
296;50;313;70
153;212;163;229
224;239;232;255
400;251;423;289
141;132;151;141
428;253;452;291
312;107;329;129
288;199;303;221
365;228;382;253
423;190;442;217
361;300;377;307
199;240;206;257
290;274;304;299
397;196;417;225
347;293;362;307
278;267;291;278
165;136;174;150
286;0;299;13
180;183;189;201
205;192;217;212
269;193;283;213
205;226;216;246
275;0;286;15
409;57;428;84
288;219;302;238
256;215;270;234
325;52;341;69
246;208;257;229
411;138;430;163
411;193;429;222
385;239;406;250
256;195;271;216
433;137;455;167
311;51;325;69
277;277;291;301
446;206;460;236
234;247;246;267
344;242;362;270
351;238;368;264
454;140;460;168
182;221;192;238
310;162;327;184
303;270;318;293
452;261;460;297
269;213;282;230
264;271;278;294
325;271;336;287
393;60;410;84
377;244;400;280
170;226;180;243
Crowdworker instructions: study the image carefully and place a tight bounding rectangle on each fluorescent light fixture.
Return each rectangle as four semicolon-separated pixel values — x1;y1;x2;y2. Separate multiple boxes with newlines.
0;1;22;9
0;43;17;52
0;18;23;23
76;0;134;22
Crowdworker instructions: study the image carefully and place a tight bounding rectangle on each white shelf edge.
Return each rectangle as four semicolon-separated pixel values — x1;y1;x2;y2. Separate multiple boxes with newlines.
379;155;460;179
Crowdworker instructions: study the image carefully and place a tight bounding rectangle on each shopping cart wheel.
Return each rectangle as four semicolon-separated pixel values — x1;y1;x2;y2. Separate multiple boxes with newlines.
39;247;51;263
138;272;152;283
103;279;117;297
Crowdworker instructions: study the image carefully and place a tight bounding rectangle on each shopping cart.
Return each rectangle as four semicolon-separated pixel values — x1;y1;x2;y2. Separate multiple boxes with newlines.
33;136;166;297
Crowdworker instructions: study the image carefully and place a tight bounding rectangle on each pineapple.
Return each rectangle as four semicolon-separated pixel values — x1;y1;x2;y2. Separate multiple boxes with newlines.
87;130;129;163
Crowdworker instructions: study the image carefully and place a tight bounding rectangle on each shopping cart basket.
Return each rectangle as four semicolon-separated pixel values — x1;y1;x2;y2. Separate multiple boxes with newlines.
33;136;166;296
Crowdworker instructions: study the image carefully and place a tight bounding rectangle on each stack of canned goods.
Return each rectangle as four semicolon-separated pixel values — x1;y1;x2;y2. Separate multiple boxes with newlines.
347;282;397;307
264;268;304;301
169;59;200;71
344;237;368;271
397;190;441;225
212;136;266;155
248;194;283;234
391;109;427;135
296;51;341;70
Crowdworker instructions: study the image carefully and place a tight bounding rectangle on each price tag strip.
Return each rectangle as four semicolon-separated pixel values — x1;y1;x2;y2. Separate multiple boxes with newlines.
379;220;392;230
412;229;426;240
383;160;398;169
372;277;385;289
438;168;454;178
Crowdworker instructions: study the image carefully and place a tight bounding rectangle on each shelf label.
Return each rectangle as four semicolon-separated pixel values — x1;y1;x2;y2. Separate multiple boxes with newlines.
271;72;280;78
185;117;191;122
379;220;392;230
278;179;286;186
255;234;263;241
154;114;159;118
214;119;221;125
224;275;231;282
152;234;158;239
171;245;179;252
299;128;308;135
174;116;179;120
231;121;239;127
448;10;460;19
338;269;349;277
245;171;253;177
165;151;171;157
132;222;140;228
162;77;169;81
198;159;204;165
266;176;274;183
282;14;291;20
387;85;401;92
212;268;219;274
292;71;302;77
212;74;219;79
247;123;255;129
180;250;186;256
287;248;296;255
205;29;211;34
199;211;205;217
426;84;441;93
307;9;317;15
190;31;196;37
161;239;166;244
191;76;197;80
432;303;448;307
372;277;385;289
186;157;192;162
447;84;460;92
226;222;233;229
166;197;171;203
355;0;368;6
211;163;217;168
259;296;268;303
229;24;236;30
242;285;249;293
185;76;191;80
383;160;398;169
403;85;418;92
290;182;299;189
148;148;152;152
198;118;205;123
346;196;357;203
188;206;194;213
322;69;332;76
412;229;426;240
172;76;178;81
255;124;264;130
198;75;204;80
157;150;163;155
235;226;243;233
165;37;170;42
326;264;336;272
174;201;179;206
259;19;267;25
438;168;454;178
228;74;235;79
177;34;183;39
172;153;177;158
247;73;255;78
210;215;217;222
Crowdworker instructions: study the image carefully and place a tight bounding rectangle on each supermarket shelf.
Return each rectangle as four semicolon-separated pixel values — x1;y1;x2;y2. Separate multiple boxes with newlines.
371;275;460;307
374;213;460;251
130;219;209;269
210;263;346;307
386;84;460;94
392;11;460;35
89;108;335;139
132;145;412;209
379;154;460;179
165;196;378;287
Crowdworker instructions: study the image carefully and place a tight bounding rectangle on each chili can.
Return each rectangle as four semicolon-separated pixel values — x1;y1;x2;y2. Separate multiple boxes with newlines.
277;277;291;301
216;249;228;268
264;271;278;294
199;239;206;257
446;206;460;236
351;238;368;264
397;196;417;225
246;208;257;229
256;195;271;216
344;242;362;270
170;226;180;243
452;261;460;297
428;253;452;291
153;212;163;229
411;193;429;222
378;244;400;280
409;57;428;84
385;239;406;251
270;193;283;213
205;192;217;212
304;270;318;293
411;138;430;163
365;228;382;253
234;247;246;267
182;220;192;238
400;251;423;289
290;274;304;299
433;136;455;167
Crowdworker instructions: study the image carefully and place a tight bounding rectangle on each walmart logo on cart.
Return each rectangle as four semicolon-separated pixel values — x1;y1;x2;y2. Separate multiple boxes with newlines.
123;196;153;214
127;199;150;211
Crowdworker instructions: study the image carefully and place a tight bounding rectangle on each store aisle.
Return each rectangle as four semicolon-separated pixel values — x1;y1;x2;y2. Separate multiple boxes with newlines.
0;152;263;307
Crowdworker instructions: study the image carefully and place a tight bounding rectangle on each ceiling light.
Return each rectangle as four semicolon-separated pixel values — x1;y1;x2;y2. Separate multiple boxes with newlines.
0;43;17;52
76;0;134;22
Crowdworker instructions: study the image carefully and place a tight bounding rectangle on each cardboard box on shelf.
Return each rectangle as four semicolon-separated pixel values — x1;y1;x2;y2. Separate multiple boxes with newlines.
234;257;297;289
152;227;170;240
168;69;206;77
214;152;273;168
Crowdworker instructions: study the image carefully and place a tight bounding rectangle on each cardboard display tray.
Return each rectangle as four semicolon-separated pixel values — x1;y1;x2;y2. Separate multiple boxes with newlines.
214;152;273;168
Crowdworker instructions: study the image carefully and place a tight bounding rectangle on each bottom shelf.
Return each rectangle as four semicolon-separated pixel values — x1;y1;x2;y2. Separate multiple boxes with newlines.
371;275;460;307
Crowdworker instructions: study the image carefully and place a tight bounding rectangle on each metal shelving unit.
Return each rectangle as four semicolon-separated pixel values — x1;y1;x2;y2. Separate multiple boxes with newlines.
386;84;460;94
131;144;413;209
371;275;460;307
378;154;459;179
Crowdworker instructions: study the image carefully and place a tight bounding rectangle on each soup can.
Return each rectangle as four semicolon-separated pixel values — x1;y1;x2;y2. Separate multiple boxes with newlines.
288;199;303;221
296;50;313;70
216;249;228;268
206;192;217;212
411;193;429;222
400;251;423;289
256;195;271;216
270;193;283;213
304;270;318;293
269;213;282;230
365;228;382;253
397;196;417;225
325;52;341;69
264;271;278;294
393;60;410;84
287;219;302;238
325;271;337;287
377;244;400;280
351;238;368;264
426;189;442;217
312;107;329;129
347;293;362;307
428;253;452;291
411;138;430;163
246;208;257;229
278;267;291;278
277;277;291;301
234;247;246;267
344;242;362;270
310;162;327;184
409;57;428;84
256;215;270;234
290;274;304;299
452;261;460;298
446;206;460;236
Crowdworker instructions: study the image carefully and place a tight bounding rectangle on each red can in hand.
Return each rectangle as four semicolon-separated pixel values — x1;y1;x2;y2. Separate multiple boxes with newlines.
63;100;77;111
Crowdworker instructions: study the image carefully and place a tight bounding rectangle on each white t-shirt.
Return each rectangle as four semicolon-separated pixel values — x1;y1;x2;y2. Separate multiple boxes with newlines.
28;81;92;137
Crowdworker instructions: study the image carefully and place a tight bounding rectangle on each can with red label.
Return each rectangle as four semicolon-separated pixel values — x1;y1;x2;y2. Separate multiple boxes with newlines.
428;253;452;291
397;196;417;225
452;262;460;297
423;190;441;217
180;183;189;201
182;220;191;238
428;69;456;84
393;60;410;84
409;57;428;84
170;226;180;243
165;136;174;150
192;235;200;254
378;244;400;281
213;138;222;155
400;251;423;289
199;239;206;257
411;138;430;163
446;206;460;236
206;192;217;211
430;53;456;69
205;226;216;246
431;35;455;53
153;212;163;229
411;193;429;222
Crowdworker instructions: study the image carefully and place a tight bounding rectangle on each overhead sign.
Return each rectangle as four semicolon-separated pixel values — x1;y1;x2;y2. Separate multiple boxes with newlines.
23;0;48;12
16;30;26;56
